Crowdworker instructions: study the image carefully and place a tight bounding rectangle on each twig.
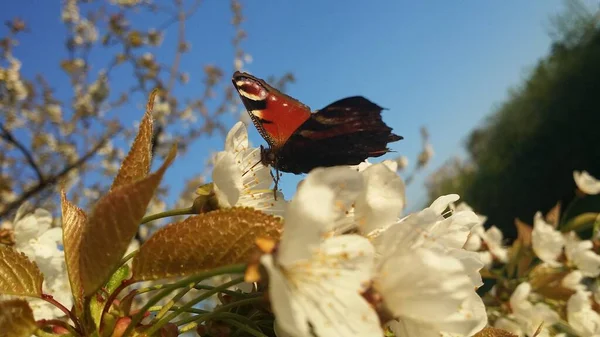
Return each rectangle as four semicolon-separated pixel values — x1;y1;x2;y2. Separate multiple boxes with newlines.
0;123;44;183
0;129;120;219
166;0;186;93
41;294;83;335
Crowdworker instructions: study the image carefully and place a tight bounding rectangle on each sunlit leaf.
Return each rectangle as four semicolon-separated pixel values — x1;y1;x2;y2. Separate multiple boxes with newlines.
90;264;130;329
0;246;43;297
61;190;87;316
473;327;518;337
529;265;574;301
80;146;176;295
110;89;157;190
545;202;561;227
506;219;533;278
514;218;532;247
0;299;36;337
132;207;282;281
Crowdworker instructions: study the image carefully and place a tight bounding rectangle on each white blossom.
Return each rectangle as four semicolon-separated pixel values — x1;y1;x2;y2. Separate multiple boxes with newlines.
567;291;600;337
373;195;487;337
263;167;382;337
532;211;564;267
508;282;560;337
11;204;73;320
564;232;600;277
573;171;600;195
212;122;285;216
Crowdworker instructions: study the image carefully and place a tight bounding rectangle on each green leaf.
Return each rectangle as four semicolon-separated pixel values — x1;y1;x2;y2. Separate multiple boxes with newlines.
0;246;43;297
90;265;131;330
79;146;176;295
132;207;282;281
561;212;599;233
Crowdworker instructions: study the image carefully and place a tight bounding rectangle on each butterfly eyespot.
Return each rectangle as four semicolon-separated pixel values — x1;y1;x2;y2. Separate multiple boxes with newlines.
235;80;268;101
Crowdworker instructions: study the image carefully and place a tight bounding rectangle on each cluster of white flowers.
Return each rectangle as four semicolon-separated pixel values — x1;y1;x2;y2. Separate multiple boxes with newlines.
61;0;98;45
0;204;72;320
212;122;489;337
464;171;600;337
0;56;29;102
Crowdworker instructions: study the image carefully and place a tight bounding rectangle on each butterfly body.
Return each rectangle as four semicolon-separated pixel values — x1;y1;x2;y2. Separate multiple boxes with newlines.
232;71;402;174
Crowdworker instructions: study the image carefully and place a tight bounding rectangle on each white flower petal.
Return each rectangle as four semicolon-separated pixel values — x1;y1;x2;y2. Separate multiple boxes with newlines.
212;151;243;207
447;249;484;288
263;235;381;337
478;251;493;268
510;282;533;314
355;163;405;234
377;248;474;323
562;270;585;291
429;194;460;215
224;121;248;153
238;190;286;217
38;227;63;246
388;318;443;337
567;290;600;336
565;232;600;277
574;170;600;195
423;211;479;250
279;167;363;267
274;319;302;337
532;212;564;266
14;209;52;244
261;255;307;336
435;291;488;336
483;226;508;262
240;148;272;191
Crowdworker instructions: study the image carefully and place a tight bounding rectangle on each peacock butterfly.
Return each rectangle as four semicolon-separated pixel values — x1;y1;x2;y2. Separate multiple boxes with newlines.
232;71;402;177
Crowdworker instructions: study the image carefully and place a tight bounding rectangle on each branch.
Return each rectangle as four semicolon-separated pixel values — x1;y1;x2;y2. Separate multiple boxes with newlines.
0;129;120;219
0;123;44;183
165;0;201;93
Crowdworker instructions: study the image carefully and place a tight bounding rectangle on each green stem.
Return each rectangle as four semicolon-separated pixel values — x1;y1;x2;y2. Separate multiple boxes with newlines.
213;297;265;314
122;263;246;337
149;305;209;315
176;297;265;328
559;194;582;227
561;212;599;232
193;284;262;298
152;282;196;322
225;319;268;337
119;250;138;266
143;276;245;335
176;311;264;336
140;206;195;224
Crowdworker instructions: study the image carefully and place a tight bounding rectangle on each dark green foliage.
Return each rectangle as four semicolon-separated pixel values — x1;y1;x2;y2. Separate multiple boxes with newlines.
426;2;600;239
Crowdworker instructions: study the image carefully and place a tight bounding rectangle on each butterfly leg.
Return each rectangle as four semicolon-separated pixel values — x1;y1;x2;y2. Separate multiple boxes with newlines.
270;168;280;200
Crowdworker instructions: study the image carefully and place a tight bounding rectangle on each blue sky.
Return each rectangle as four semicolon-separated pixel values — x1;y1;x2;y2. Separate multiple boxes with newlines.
3;0;569;211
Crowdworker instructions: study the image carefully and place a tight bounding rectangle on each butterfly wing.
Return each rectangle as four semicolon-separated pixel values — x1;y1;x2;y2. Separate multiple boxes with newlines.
232;71;311;149
273;96;403;174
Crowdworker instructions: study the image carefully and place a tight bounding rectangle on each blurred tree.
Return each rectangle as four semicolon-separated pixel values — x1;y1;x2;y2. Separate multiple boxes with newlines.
0;0;292;221
425;0;600;238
